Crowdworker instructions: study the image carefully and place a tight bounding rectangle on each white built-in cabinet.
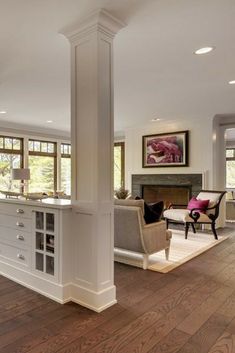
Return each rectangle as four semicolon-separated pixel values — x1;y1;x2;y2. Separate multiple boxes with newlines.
0;197;116;312
0;199;72;303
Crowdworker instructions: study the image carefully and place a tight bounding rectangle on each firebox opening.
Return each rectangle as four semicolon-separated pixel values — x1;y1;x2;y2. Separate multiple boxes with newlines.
141;184;192;208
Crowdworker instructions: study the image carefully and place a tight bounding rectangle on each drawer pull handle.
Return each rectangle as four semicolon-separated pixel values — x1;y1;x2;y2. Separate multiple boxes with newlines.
16;209;24;214
17;254;25;260
17;235;25;241
16;222;24;227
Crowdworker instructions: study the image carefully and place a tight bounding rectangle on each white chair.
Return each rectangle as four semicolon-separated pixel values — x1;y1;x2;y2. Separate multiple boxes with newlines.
163;190;226;239
114;199;172;269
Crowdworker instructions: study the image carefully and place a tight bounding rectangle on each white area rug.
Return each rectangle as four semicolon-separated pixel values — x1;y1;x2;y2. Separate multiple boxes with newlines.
115;228;232;273
148;229;230;273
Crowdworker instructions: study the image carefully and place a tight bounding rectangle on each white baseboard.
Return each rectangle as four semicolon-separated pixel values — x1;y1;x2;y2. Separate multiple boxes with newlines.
0;262;67;303
0;261;117;312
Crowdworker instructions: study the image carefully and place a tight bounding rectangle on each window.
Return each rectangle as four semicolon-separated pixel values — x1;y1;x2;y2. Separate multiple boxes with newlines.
0;136;23;191
226;148;235;188
28;140;57;193
114;142;125;190
0;134;124;196
60;143;71;195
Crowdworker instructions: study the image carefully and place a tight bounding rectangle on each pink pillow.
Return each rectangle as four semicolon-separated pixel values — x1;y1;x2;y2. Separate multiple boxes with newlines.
187;197;209;214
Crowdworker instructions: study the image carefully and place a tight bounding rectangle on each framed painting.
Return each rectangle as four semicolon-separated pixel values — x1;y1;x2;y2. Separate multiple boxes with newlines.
142;130;189;167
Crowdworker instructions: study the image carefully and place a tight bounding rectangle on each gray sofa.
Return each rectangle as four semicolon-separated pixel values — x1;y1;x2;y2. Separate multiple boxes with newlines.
114;199;172;269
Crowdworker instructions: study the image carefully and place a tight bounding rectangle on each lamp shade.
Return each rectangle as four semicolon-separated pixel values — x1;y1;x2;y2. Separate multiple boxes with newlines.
11;168;30;180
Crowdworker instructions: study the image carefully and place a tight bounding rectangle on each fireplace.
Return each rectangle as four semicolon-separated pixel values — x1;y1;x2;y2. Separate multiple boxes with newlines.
142;184;191;206
132;174;202;206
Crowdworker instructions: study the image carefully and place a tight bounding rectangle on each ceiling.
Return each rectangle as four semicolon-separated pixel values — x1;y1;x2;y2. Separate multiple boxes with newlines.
0;0;235;134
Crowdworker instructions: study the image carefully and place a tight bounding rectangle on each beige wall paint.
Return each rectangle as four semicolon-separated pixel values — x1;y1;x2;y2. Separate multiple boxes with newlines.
124;117;213;191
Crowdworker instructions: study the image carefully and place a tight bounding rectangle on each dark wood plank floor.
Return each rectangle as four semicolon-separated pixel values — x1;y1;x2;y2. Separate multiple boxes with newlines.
1;230;235;353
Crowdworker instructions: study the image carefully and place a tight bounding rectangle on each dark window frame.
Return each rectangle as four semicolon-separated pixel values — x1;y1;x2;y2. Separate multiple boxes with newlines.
0;135;23;167
226;148;235;189
0;135;24;192
226;148;235;161
114;142;125;188
61;143;71;195
28;139;57;192
61;143;71;159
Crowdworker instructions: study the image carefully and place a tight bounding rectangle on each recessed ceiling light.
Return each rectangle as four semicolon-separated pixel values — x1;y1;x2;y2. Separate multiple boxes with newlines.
0;110;6;114
194;46;215;55
151;118;161;122
46;120;53;123
229;80;235;85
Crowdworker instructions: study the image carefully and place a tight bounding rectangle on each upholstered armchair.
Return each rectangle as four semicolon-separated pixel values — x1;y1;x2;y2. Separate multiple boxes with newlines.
114;199;172;269
163;190;226;239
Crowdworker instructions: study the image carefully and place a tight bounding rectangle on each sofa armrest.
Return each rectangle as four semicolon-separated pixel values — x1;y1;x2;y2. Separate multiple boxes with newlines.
143;220;166;231
142;220;170;254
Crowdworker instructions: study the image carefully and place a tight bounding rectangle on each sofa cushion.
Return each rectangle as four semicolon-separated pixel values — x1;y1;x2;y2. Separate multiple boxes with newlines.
163;208;212;223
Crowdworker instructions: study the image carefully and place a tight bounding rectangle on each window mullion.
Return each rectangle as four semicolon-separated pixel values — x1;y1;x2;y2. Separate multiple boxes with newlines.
57;142;61;192
23;137;29;193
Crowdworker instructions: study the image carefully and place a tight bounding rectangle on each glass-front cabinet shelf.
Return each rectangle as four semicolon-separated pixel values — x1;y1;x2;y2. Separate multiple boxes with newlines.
46;234;54;254
36;232;44;251
36;252;44;272
46;213;55;232
46;255;54;276
35;212;44;230
33;210;57;279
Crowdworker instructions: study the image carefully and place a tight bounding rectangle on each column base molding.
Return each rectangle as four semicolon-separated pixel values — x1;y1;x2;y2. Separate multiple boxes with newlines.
70;283;117;312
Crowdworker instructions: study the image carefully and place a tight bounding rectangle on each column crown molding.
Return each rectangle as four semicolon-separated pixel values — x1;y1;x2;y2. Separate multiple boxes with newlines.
62;9;126;42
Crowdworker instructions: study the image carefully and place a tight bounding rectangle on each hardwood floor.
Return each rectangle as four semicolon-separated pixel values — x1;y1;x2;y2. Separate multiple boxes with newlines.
0;230;235;353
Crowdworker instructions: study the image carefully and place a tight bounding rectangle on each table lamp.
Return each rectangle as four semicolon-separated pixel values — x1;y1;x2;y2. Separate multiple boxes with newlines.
11;168;30;191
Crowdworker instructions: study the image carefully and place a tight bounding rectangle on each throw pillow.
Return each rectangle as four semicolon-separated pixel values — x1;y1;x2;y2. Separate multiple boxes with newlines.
144;201;164;224
187;197;209;214
135;197;164;224
149;201;164;219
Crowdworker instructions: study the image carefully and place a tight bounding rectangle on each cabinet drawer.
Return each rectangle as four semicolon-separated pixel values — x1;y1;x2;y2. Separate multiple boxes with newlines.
0;203;32;219
0;214;31;232
0;242;30;268
0;226;30;246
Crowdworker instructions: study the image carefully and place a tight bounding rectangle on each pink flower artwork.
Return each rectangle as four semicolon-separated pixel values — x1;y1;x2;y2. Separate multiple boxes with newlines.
143;131;188;167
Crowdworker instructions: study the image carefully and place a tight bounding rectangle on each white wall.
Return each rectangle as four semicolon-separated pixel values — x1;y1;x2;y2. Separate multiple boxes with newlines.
124;117;213;191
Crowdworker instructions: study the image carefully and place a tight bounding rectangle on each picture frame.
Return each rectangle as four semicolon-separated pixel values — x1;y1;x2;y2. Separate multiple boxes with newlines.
142;130;189;167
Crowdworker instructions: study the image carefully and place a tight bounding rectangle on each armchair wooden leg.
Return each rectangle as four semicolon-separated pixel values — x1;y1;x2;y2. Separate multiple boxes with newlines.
143;254;149;270
185;222;190;239
165;248;170;260
211;222;218;240
191;223;196;234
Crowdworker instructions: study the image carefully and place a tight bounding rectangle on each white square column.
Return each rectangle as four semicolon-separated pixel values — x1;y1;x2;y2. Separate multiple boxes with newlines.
63;10;125;312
